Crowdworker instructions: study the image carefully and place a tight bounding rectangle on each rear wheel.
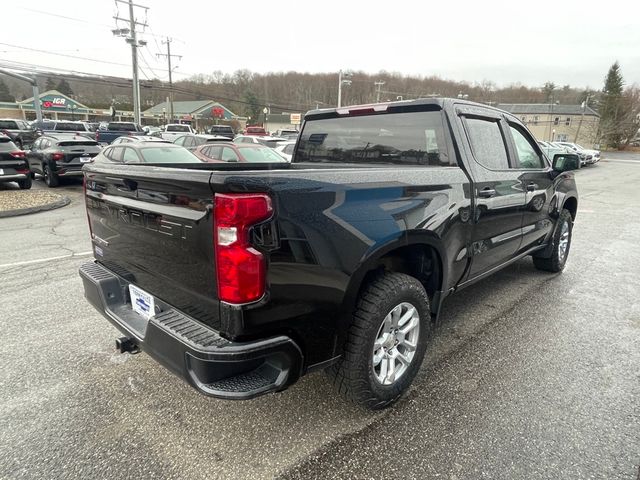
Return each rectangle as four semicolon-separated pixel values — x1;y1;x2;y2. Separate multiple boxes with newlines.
328;272;432;409
18;176;32;189
533;208;573;272
43;164;59;188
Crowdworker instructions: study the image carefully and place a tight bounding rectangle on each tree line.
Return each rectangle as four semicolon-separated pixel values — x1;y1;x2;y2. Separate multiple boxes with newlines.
0;63;637;147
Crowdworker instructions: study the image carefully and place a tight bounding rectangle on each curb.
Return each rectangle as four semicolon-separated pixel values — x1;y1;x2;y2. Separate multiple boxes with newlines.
0;195;71;218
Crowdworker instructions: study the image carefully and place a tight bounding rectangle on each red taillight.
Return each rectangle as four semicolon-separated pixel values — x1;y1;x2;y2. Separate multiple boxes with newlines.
16;168;29;174
10;151;25;158
214;193;273;304
51;152;64;161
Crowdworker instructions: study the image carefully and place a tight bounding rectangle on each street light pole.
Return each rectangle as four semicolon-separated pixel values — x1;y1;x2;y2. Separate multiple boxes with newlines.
374;81;385;103
337;70;352;108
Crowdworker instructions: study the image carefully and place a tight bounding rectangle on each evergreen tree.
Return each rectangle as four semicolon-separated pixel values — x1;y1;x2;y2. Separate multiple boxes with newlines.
600;62;625;146
45;77;56;91
0;79;14;102
56;79;74;97
243;90;261;124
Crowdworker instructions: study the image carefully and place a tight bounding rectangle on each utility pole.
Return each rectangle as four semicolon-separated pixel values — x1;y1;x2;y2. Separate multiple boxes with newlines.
374;81;385;103
113;0;148;125
575;95;589;143
157;37;181;123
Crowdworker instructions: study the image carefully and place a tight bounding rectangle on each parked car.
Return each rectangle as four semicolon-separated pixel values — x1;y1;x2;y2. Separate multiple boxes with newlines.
32;120;96;140
0;134;31;189
111;135;171;145
273;140;296;161
94;142;200;164
27;134;102;187
0;118;40;149
95;122;146;145
174;134;230;151
193;143;288;163
208;125;235;139
554;142;600;165
274;129;299;139
244;126;268;136
538;141;579;167
160;123;196;141
234;135;287;148
79;97;579;409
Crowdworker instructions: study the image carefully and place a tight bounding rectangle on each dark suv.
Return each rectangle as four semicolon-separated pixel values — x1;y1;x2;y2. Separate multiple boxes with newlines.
27;134;102;187
208;125;235;139
0;134;31;189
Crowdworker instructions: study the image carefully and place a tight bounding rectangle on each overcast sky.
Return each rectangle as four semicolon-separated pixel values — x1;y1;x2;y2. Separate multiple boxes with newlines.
4;0;639;90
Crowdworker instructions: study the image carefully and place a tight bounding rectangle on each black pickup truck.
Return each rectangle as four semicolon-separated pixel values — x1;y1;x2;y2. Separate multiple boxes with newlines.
79;98;579;409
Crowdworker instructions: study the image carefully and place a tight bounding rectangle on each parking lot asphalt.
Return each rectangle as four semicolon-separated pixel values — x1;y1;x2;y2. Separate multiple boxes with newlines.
1;156;639;479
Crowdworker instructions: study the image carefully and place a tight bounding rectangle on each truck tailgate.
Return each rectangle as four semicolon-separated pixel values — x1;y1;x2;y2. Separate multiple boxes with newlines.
84;165;221;328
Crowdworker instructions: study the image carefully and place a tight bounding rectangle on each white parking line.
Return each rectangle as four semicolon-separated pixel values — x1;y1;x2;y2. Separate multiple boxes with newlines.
0;251;93;269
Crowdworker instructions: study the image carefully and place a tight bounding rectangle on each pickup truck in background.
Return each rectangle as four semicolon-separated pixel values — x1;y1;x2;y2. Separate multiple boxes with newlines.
79;98;579;409
96;122;146;145
0;118;40;149
160;123;196;141
32;120;97;141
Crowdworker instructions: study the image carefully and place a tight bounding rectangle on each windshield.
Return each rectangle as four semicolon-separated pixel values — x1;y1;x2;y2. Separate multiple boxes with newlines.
296;111;451;166
108;123;137;131
167;125;191;132
239;147;287;163
0;120;18;129
139;146;201;163
55;122;87;131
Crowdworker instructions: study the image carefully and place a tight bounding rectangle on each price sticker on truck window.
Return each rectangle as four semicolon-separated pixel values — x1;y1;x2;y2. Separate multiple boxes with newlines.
129;284;155;320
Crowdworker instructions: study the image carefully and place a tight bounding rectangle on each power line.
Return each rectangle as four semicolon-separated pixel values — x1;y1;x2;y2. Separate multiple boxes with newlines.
0;42;132;68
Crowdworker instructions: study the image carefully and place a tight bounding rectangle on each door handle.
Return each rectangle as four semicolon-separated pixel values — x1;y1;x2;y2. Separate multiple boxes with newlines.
478;187;496;198
526;182;537;192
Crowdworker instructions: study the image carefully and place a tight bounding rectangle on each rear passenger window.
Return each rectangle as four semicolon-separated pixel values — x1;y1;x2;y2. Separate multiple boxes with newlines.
508;125;545;169
221;147;240;162
123;147;141;163
464;118;509;170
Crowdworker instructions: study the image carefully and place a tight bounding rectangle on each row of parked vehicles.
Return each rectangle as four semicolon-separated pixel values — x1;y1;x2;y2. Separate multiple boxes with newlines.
0;119;299;189
538;141;600;167
1;115;599;192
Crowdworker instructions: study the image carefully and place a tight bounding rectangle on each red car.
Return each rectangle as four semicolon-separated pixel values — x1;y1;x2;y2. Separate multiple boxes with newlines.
244;126;268;136
193;143;286;163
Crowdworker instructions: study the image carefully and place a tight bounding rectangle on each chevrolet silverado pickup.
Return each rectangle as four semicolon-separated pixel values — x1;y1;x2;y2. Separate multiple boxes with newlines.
79;98;579;409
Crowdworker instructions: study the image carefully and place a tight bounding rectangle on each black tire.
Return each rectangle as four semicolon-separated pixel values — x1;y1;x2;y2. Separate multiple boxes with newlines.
328;272;432;409
18;176;32;190
533;208;573;272
43;164;59;188
30;171;35;180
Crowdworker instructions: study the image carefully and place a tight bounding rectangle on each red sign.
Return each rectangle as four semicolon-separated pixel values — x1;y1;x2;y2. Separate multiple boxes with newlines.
212;107;225;118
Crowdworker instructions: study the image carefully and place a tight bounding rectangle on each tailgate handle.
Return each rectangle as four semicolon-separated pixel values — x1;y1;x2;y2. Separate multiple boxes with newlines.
478;187;496;198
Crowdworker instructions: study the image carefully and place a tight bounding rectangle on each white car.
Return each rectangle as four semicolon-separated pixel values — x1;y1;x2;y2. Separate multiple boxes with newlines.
554;142;600;165
160;124;195;141
274;141;296;162
234;135;287;148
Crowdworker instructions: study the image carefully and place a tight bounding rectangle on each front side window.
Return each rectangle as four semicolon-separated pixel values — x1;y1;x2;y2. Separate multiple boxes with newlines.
464;117;509;170
509;125;544;169
206;146;222;159
174;136;186;146
296;111;450;166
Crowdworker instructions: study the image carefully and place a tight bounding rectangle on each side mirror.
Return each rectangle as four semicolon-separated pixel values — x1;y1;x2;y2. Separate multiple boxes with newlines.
553;153;580;172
